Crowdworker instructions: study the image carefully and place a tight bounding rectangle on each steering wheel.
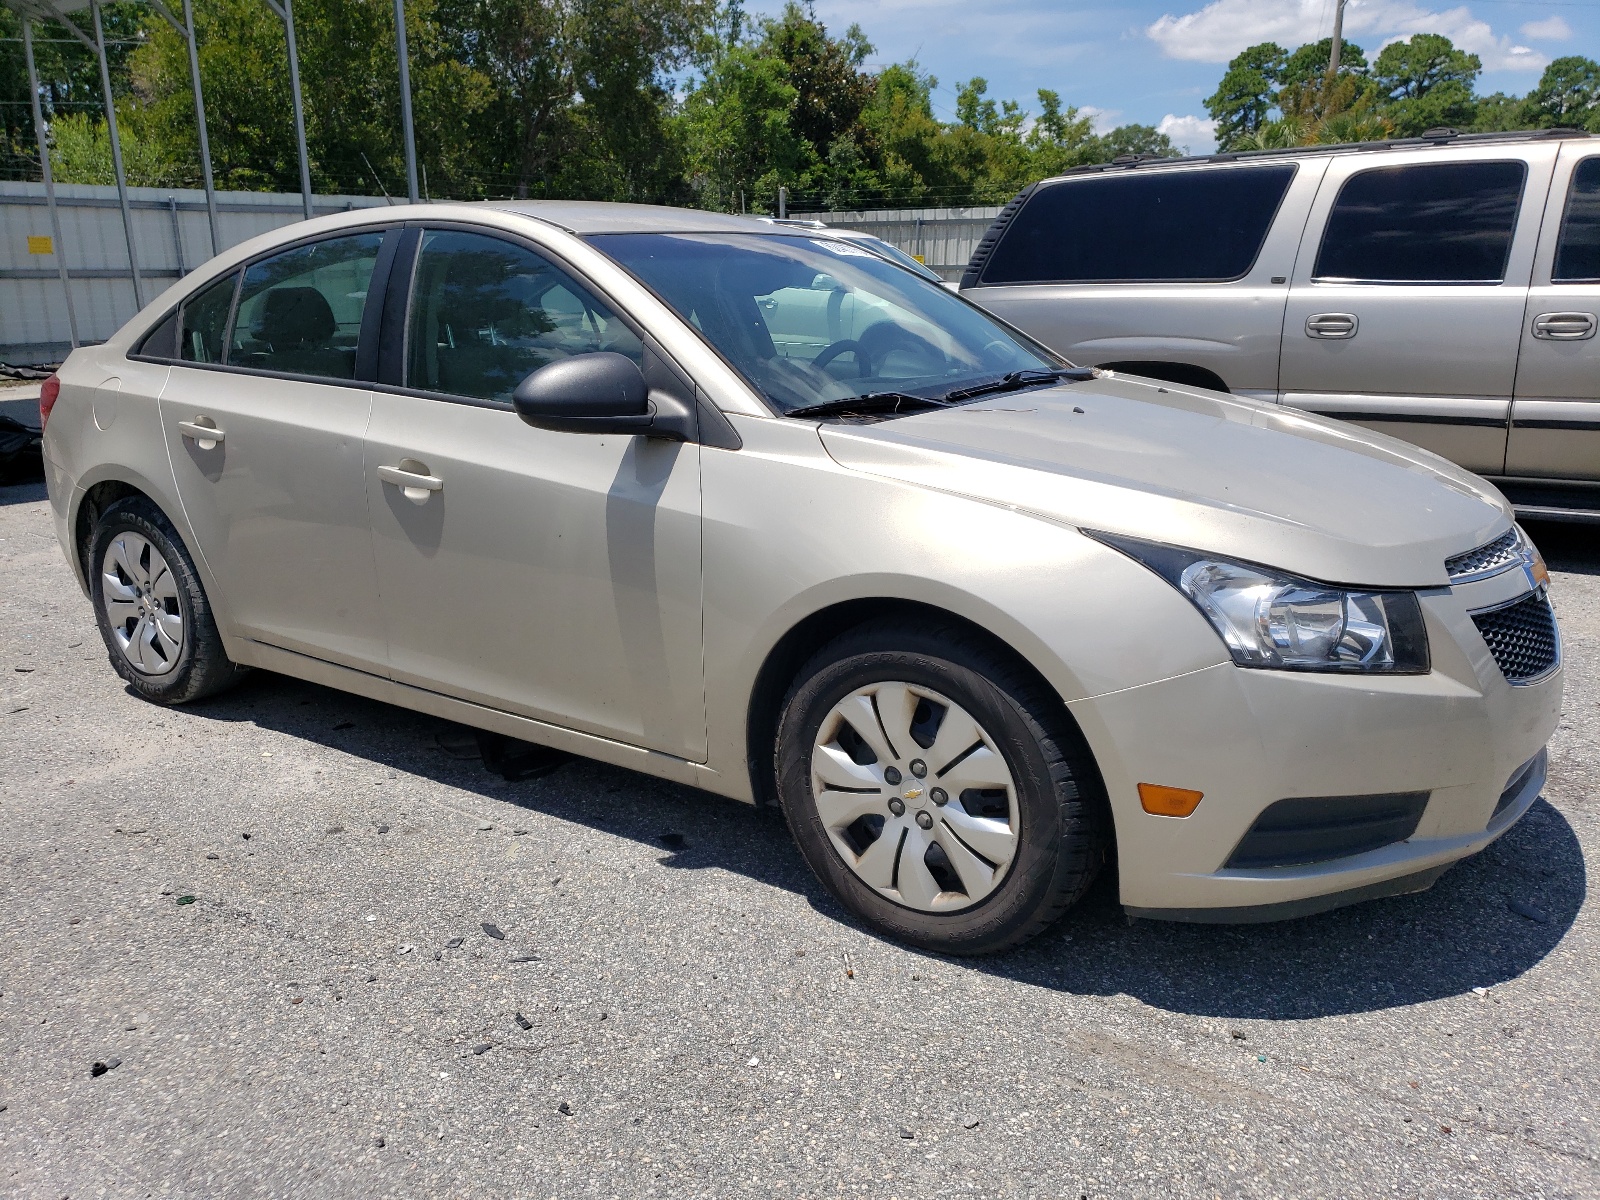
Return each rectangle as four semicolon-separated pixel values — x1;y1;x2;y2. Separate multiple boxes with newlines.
856;321;943;374
812;338;867;376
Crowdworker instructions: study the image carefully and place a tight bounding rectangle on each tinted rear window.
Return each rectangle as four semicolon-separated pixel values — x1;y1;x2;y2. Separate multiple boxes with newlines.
1553;156;1600;283
1314;161;1526;283
979;165;1295;285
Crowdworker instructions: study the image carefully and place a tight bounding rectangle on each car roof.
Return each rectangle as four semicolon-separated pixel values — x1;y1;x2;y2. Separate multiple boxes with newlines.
1044;126;1595;183
485;200;808;235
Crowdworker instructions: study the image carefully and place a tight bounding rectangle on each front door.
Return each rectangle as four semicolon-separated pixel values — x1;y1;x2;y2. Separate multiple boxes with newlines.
158;229;390;671
1508;146;1600;481
1279;149;1556;474
364;227;706;758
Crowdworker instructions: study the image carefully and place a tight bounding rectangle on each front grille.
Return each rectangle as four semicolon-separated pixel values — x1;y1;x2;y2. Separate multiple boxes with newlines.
1472;591;1560;684
1446;529;1521;580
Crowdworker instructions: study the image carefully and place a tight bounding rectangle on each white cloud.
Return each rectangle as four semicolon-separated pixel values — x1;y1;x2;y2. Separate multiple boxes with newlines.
1520;16;1572;42
1158;113;1218;153
1080;105;1123;134
1146;1;1547;72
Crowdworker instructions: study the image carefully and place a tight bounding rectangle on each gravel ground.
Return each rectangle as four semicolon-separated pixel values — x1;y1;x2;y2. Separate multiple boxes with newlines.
0;478;1595;1199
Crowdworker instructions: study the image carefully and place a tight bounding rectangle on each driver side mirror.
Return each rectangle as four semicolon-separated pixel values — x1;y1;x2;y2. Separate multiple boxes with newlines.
512;352;694;441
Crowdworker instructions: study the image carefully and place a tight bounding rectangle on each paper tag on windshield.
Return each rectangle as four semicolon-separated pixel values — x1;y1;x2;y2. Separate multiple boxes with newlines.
809;238;876;258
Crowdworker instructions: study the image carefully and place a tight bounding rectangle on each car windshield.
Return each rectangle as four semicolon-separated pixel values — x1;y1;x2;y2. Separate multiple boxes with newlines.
846;234;942;281
587;232;1061;414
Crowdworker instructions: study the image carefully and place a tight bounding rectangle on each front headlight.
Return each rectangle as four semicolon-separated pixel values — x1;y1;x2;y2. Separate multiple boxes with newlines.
1090;532;1430;674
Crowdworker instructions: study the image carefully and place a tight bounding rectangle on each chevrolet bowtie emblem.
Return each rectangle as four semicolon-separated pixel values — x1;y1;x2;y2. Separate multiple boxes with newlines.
903;787;923;800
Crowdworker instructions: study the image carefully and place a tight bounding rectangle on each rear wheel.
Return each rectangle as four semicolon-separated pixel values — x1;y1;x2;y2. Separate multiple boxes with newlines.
775;621;1108;954
89;496;246;704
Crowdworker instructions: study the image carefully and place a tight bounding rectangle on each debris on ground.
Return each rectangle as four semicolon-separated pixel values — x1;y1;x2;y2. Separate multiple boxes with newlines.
481;923;505;940
89;1058;121;1077
508;953;539;963
961;1116;980;1130
1509;899;1550;924
476;821;494;831
471;1043;491;1056
175;896;196;906
557;1101;573;1116
898;1127;915;1140
515;1012;532;1030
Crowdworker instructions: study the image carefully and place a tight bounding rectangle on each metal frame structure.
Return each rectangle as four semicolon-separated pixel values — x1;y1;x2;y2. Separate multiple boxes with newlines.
3;0;420;347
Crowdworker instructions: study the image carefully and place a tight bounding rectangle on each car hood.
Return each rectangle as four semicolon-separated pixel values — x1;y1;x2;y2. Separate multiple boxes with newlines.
817;375;1511;588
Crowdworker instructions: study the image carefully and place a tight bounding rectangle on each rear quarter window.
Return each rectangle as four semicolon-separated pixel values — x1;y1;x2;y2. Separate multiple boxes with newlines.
978;164;1296;285
1553;156;1600;283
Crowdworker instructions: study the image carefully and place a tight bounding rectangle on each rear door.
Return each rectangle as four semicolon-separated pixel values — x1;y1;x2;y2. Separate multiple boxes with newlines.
962;160;1322;401
1279;147;1557;474
158;228;395;671
1508;145;1600;482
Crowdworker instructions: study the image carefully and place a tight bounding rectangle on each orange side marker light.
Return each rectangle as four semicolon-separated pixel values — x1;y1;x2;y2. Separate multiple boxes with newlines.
1139;783;1204;818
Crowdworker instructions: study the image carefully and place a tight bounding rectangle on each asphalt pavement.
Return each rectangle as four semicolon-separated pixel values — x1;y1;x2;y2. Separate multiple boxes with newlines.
1;477;1595;1198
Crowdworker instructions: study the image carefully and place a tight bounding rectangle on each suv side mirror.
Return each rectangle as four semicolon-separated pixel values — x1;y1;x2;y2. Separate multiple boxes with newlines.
512;352;693;441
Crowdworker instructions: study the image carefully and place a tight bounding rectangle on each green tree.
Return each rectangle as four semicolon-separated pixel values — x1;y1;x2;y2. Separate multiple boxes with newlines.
1525;56;1600;130
1371;33;1480;134
1092;124;1178;161
1205;41;1286;151
1280;38;1368;90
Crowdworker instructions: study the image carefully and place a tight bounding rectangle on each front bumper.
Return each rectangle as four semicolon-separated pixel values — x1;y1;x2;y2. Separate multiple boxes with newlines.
1069;564;1563;920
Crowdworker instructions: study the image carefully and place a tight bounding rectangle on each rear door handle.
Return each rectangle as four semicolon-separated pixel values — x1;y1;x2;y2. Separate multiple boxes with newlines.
1532;311;1597;340
377;461;443;501
1305;313;1358;340
176;417;224;449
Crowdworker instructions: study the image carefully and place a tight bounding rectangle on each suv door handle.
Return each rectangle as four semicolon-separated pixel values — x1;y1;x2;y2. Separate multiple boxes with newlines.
176;417;224;449
1532;311;1597;340
377;461;443;502
1305;313;1358;339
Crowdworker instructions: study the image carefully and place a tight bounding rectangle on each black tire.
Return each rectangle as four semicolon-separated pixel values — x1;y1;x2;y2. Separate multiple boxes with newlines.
775;619;1109;955
88;495;247;705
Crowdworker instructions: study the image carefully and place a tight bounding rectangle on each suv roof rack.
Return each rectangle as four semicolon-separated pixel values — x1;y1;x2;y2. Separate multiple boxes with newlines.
1051;126;1592;180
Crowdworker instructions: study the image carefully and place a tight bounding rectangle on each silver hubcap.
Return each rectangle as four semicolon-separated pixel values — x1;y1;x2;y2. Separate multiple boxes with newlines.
810;682;1019;913
101;532;184;676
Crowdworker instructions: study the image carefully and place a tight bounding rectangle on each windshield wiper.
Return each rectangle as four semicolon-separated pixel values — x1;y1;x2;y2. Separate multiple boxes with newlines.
783;392;948;420
940;366;1095;404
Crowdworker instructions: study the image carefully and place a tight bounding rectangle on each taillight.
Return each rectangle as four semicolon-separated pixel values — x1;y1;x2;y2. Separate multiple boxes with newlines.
38;374;60;433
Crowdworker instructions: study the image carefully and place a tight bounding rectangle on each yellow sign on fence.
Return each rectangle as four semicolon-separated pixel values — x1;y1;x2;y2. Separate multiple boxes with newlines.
27;235;54;255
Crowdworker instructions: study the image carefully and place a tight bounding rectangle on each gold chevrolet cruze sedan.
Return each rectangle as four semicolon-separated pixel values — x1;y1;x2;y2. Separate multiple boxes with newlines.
39;202;1562;953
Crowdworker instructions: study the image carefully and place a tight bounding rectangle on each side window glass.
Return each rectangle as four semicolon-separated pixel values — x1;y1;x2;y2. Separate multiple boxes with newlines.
179;272;237;364
405;229;643;403
1553;157;1600;283
1315;161;1526;284
981;164;1296;284
135;309;179;359
231;232;384;379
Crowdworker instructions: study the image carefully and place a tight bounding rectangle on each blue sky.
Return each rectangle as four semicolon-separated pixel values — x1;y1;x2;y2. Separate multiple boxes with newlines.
746;1;1600;154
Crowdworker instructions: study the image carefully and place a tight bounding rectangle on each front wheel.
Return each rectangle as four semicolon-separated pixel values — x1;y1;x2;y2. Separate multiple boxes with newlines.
775;621;1109;955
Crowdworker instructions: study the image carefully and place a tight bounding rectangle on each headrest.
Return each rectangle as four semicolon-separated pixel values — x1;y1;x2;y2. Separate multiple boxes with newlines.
257;287;336;346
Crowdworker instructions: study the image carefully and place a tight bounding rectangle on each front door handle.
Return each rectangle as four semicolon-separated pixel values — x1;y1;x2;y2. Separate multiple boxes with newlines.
1305;313;1358;340
177;417;224;449
378;461;443;503
1532;311;1597;340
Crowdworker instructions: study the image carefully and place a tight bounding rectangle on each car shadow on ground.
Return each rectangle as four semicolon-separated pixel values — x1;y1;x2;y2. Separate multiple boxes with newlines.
178;667;1587;1023
0;478;46;507
1526;519;1600;576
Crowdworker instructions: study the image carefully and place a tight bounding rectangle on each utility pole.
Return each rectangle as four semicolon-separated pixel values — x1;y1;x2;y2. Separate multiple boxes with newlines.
1328;0;1347;77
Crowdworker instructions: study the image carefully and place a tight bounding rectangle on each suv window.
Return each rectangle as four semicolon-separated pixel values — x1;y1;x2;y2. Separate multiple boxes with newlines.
1314;161;1526;283
1553;156;1600;283
405;229;642;403
979;165;1295;285
179;271;237;364
230;232;384;378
